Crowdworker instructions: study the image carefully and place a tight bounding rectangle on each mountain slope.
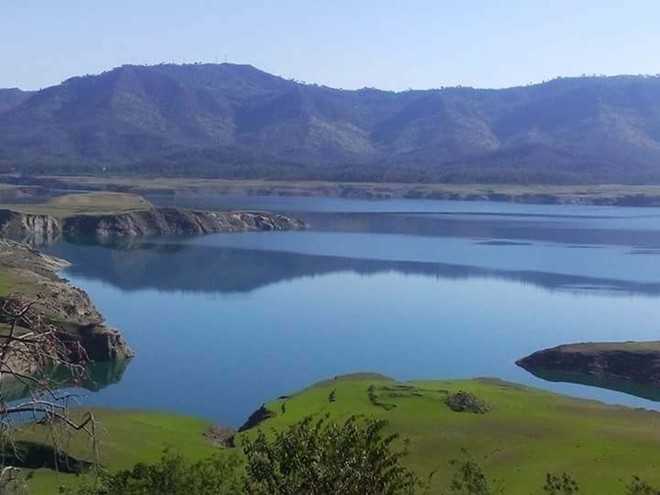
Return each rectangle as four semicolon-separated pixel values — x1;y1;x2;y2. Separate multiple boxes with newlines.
0;88;34;114
3;64;660;183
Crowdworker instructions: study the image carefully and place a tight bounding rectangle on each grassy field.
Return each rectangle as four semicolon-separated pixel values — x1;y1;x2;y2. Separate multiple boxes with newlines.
239;374;660;494
20;374;660;493
0;192;152;218
19;408;217;494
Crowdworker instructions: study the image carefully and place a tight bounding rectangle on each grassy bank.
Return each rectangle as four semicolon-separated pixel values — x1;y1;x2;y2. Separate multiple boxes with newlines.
20;409;217;494
21;374;660;494
0;192;152;218
243;374;660;493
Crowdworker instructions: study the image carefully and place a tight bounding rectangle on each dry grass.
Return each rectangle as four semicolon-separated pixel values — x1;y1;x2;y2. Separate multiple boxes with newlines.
13;175;660;204
0;192;153;218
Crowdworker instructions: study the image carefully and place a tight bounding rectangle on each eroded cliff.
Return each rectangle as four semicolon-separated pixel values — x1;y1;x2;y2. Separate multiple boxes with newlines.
0;207;304;244
0;239;134;373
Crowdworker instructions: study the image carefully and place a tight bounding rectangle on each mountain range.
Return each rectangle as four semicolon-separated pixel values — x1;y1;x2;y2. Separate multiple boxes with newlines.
2;63;660;183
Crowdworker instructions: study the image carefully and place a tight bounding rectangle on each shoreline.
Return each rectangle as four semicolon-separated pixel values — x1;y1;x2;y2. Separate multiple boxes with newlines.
0;192;306;245
0;239;134;386
7;175;660;206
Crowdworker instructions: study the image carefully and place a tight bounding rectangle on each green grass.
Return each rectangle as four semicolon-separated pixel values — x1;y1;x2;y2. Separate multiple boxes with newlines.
0;192;152;218
18;408;217;494
239;374;660;494
550;341;660;353
18;374;660;494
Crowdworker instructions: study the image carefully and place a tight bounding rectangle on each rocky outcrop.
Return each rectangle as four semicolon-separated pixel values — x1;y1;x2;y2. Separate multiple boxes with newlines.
517;342;660;395
62;208;305;239
0;239;134;372
0;209;61;245
238;404;275;432
0;207;304;244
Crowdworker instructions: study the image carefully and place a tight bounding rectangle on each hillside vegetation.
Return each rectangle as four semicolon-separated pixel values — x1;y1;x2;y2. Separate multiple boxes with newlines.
3;64;660;183
22;374;660;494
245;374;660;494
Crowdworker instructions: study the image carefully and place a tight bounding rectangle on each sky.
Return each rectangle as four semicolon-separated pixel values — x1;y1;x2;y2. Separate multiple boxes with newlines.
2;0;660;91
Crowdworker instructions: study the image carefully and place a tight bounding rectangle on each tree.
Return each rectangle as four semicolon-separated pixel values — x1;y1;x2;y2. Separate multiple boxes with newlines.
0;296;96;491
242;415;420;495
0;297;93;422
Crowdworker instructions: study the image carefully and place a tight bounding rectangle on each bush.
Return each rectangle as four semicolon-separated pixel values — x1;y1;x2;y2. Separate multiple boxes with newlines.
543;473;579;494
243;415;419;495
63;415;419;495
445;391;490;414
60;450;242;495
446;459;499;495
627;476;660;495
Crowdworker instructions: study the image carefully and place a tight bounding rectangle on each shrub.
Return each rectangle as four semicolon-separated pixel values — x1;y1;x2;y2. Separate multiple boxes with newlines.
543;473;579;494
445;391;490;414
60;450;242;495
242;415;419;495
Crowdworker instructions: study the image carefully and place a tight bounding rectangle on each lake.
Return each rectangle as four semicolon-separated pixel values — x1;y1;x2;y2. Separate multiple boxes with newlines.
47;195;660;426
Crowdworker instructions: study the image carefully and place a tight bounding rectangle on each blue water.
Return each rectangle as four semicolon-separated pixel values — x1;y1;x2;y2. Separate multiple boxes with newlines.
47;196;660;426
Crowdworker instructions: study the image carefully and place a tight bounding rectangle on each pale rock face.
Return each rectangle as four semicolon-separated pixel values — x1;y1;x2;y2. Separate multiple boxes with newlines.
0;207;304;245
0;210;61;245
62;208;305;238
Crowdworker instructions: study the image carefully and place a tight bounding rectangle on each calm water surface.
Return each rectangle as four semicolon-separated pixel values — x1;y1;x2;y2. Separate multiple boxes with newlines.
47;196;660;426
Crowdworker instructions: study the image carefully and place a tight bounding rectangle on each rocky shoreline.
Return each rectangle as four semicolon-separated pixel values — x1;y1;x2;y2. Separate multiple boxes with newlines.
0;203;304;389
0;239;134;380
0;207;305;245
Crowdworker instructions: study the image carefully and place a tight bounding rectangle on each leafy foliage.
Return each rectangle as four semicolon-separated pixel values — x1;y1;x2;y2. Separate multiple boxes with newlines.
445;459;499;495
627;476;660;495
63;415;419;495
543;473;579;494
242;415;419;495
60;450;242;495
445;392;490;414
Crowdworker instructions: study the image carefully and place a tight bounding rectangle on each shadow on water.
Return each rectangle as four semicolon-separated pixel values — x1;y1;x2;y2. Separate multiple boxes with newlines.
519;366;660;402
48;239;660;297
2;359;132;403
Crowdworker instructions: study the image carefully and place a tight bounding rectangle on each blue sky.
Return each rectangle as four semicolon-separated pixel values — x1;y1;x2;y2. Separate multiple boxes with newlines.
2;0;659;91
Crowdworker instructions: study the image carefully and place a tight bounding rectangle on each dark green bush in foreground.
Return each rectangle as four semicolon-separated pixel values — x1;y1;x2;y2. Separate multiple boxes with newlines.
243;415;418;495
61;452;243;495
58;415;660;495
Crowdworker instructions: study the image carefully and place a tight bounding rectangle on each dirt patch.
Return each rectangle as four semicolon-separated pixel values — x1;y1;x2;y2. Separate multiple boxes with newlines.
204;425;237;448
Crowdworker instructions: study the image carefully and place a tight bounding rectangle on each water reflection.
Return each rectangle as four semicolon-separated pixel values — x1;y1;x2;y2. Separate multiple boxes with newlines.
518;367;660;402
2;359;131;403
37;197;660;423
49;240;660;297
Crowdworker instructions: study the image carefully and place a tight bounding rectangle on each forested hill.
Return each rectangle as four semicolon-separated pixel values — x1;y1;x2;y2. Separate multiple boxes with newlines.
2;63;660;183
